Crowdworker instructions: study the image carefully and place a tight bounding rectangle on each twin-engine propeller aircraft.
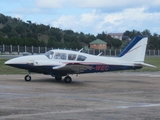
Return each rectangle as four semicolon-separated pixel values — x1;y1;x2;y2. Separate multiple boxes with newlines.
5;36;156;83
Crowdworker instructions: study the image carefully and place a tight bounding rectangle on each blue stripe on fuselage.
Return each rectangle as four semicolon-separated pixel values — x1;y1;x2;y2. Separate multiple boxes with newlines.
7;64;54;73
7;63;142;75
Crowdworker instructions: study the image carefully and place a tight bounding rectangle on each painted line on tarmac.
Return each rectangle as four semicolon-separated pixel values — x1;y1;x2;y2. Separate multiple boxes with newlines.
117;103;160;109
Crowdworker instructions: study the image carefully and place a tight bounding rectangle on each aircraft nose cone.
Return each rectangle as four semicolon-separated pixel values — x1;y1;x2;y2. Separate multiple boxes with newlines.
4;60;12;65
5;60;9;65
4;59;17;65
4;58;20;68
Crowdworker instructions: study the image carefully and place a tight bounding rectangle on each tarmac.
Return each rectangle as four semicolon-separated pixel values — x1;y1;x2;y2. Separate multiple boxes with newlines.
0;72;160;120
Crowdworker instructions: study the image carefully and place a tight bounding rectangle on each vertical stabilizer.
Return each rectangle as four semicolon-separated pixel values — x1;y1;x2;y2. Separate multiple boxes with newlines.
118;36;148;62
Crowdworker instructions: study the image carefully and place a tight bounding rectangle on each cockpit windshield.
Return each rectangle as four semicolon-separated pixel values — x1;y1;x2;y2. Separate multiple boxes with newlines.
45;51;54;59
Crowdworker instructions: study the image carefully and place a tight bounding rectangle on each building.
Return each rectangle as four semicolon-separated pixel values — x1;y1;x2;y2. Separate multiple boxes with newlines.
107;33;124;40
89;39;107;50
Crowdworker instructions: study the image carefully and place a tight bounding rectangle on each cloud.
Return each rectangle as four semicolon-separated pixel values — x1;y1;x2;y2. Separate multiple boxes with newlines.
152;0;160;6
14;8;42;14
52;15;78;28
35;0;160;10
3;0;160;35
49;6;160;35
80;10;100;24
35;0;66;8
36;0;142;8
99;7;160;33
51;10;101;34
13;14;23;19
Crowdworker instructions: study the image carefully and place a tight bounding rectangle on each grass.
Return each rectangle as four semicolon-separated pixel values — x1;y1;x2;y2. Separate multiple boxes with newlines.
0;59;26;74
136;57;160;72
0;57;159;74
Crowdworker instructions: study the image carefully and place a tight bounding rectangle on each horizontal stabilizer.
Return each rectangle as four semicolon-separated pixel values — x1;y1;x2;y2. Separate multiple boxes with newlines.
134;62;157;68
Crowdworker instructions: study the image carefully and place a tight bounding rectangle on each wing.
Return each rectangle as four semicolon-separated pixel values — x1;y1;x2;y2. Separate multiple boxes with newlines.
28;60;92;74
52;63;92;74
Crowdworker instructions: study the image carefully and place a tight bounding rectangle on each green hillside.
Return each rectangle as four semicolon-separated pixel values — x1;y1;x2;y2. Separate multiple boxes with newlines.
0;13;160;50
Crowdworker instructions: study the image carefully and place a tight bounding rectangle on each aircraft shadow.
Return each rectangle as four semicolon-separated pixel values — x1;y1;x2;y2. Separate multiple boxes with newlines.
26;78;86;86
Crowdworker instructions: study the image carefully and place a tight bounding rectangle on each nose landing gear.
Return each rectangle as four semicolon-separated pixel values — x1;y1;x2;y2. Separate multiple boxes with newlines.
24;75;31;81
24;71;31;81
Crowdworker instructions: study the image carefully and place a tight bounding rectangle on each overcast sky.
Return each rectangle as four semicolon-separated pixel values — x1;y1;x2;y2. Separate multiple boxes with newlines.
1;0;160;35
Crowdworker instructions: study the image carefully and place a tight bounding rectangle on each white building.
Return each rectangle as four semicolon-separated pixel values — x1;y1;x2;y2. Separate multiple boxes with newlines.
107;33;124;41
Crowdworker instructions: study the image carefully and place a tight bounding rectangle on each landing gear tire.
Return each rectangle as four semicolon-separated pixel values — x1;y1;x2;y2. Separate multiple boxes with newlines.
64;76;72;83
25;75;31;81
55;76;62;81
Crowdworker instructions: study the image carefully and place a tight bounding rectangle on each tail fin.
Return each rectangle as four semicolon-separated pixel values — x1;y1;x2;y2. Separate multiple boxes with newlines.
118;36;156;68
118;36;147;62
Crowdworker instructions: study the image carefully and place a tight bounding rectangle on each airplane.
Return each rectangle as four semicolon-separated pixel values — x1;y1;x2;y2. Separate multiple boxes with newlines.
4;36;156;83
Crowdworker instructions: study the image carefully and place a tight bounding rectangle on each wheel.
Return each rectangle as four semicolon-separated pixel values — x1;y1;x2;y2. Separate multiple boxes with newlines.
64;76;72;83
55;76;62;81
24;75;31;81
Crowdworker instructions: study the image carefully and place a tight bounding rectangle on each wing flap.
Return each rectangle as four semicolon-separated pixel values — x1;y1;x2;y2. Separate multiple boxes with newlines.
28;60;91;74
52;64;66;69
53;63;92;73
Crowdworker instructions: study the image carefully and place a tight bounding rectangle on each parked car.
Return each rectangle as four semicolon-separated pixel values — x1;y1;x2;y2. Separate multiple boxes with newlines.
23;52;31;56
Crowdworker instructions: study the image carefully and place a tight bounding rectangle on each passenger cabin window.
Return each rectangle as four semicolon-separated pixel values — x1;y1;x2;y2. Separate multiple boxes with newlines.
68;54;77;61
77;55;86;61
54;52;67;60
45;51;54;59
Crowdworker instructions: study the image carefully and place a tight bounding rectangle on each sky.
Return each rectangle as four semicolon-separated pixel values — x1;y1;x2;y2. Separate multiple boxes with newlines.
1;0;160;35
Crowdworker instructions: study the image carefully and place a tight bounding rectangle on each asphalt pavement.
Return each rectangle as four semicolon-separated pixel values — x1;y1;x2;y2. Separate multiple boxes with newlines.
0;72;160;120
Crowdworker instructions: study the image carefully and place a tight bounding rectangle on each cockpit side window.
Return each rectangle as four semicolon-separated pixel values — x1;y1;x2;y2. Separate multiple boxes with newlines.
68;54;77;61
54;52;67;60
45;51;54;59
60;53;67;60
77;55;87;61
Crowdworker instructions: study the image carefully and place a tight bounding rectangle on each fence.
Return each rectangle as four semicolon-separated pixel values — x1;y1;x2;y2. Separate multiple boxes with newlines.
0;44;160;56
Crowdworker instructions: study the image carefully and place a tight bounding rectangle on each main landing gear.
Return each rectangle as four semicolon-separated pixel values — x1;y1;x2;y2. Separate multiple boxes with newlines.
55;75;62;81
64;76;72;83
55;75;72;83
24;71;31;81
24;72;72;83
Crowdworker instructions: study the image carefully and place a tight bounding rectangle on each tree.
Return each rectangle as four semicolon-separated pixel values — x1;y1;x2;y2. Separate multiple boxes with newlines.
0;13;8;24
47;36;57;47
27;20;32;24
141;29;151;36
15;25;24;34
96;31;106;40
1;24;12;33
110;38;122;49
97;32;122;49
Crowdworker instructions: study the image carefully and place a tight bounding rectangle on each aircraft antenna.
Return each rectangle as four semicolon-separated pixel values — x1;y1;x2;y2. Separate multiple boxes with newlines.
97;52;102;56
78;48;83;52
